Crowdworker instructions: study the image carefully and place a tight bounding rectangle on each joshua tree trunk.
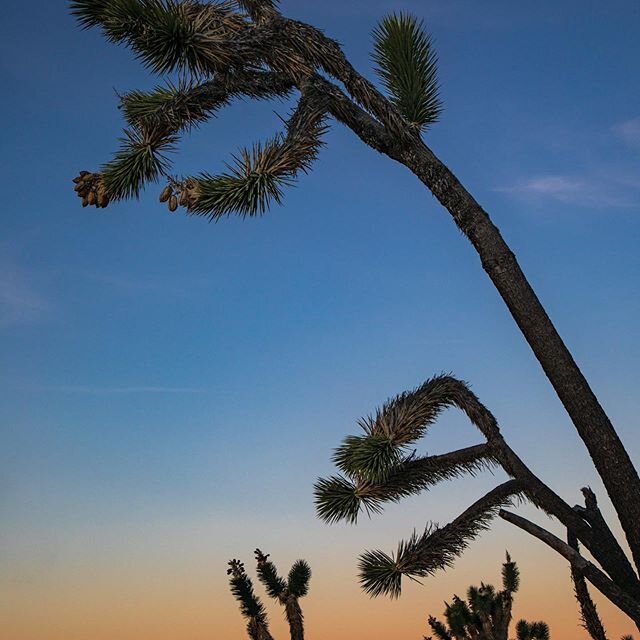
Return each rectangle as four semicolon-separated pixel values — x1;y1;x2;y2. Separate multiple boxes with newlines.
284;596;304;640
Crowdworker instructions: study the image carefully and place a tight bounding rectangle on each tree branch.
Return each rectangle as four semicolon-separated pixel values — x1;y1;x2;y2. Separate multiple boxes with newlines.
499;510;640;624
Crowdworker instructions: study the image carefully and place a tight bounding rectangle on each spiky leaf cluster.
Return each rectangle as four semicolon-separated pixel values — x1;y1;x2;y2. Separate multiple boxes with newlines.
101;128;177;199
358;481;523;598
372;13;442;130
254;548;311;602
287;560;311;598
425;555;544;640
315;444;495;525
315;375;501;527
516;620;550;640
71;0;246;75
227;559;270;626
502;551;520;593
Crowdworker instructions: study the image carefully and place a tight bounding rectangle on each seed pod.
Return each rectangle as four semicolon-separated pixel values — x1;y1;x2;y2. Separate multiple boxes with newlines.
97;193;109;208
168;195;178;212
159;185;173;203
82;197;89;207
74;182;85;192
179;190;189;207
79;171;90;177
87;191;96;206
73;176;82;184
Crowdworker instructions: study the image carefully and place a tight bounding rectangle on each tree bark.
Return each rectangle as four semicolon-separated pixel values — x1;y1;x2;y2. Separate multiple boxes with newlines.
500;509;640;624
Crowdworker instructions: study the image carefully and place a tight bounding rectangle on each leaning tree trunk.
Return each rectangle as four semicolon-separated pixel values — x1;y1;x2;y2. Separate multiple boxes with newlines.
313;72;640;572
397;137;640;573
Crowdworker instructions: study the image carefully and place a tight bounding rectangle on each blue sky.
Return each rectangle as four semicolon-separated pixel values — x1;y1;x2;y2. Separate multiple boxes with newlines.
1;1;639;638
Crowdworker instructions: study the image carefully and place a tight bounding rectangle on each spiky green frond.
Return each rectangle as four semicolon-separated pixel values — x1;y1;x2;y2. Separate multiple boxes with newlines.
191;138;292;219
427;615;452;640
120;80;211;130
69;0;112;28
333;434;401;482
358;481;523;598
358;375;500;447
313;474;381;525
228;569;269;624
372;13;442;130
316;444;495;525
190;107;326;219
530;622;550;640
256;558;287;600
517;620;550;640
502;551;520;593
71;0;246;75
101;128;176;199
444;596;474;636
287;560;311;598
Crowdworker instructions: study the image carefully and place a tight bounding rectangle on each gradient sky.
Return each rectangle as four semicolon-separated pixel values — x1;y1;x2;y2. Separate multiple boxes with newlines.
1;1;640;638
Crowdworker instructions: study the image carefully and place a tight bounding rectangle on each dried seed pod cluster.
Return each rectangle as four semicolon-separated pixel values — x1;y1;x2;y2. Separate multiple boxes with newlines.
226;559;246;578
159;179;198;213
72;171;110;208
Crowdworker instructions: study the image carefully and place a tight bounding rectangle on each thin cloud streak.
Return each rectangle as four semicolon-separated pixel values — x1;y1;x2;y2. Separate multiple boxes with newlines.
38;385;209;395
496;174;638;208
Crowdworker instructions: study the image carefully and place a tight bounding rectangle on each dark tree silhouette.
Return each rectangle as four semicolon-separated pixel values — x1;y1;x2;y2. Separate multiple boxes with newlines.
228;549;311;640
314;374;640;634
68;1;639;633
424;553;549;640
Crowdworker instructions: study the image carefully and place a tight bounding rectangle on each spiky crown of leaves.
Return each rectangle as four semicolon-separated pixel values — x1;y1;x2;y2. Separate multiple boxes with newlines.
70;0;441;219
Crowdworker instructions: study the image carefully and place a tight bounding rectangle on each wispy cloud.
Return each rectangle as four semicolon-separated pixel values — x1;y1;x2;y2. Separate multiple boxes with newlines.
42;385;208;394
495;174;636;208
612;117;640;147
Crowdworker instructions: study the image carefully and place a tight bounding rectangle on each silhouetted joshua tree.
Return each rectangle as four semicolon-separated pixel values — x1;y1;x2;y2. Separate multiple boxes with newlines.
68;4;640;577
69;1;640;633
424;553;549;640
314;374;640;635
227;549;311;640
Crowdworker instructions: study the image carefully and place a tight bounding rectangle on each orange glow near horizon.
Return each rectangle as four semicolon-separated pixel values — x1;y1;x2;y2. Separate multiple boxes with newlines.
2;537;634;640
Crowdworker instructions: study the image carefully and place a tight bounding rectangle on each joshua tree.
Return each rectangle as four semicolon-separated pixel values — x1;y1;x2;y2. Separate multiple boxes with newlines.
254;548;311;640
67;2;640;559
424;553;549;640
227;549;311;640
68;0;639;632
314;374;640;635
227;557;274;640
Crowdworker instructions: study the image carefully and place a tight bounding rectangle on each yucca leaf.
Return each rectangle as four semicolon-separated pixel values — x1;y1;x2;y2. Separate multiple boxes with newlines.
313;474;381;525
358;480;524;598
256;557;287;600
287;560;311;598
372;12;442;130
101;128;176;199
502;551;520;593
